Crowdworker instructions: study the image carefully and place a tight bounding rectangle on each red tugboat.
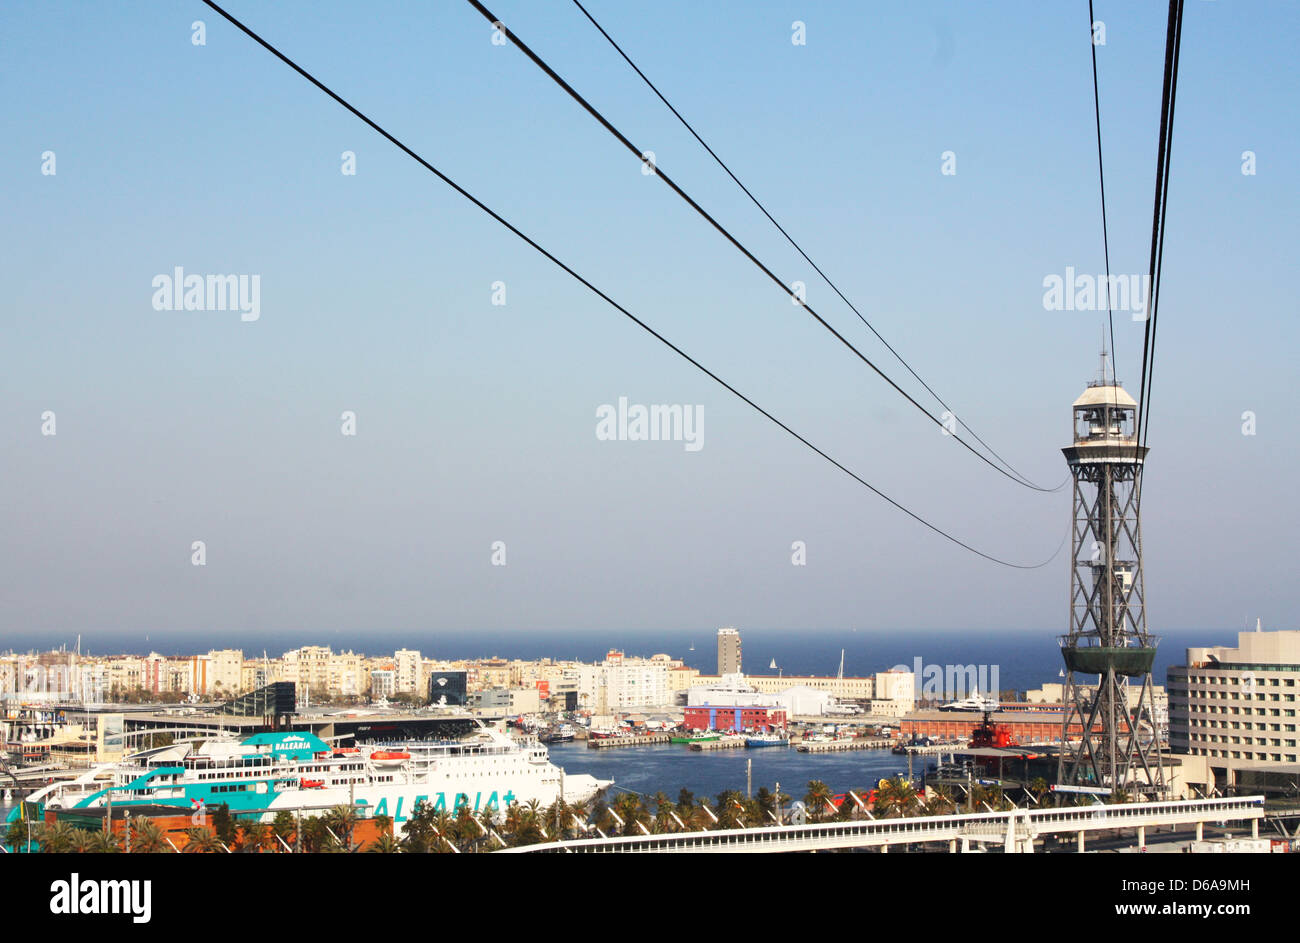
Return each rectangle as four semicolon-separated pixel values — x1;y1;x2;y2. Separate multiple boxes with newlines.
968;709;1018;749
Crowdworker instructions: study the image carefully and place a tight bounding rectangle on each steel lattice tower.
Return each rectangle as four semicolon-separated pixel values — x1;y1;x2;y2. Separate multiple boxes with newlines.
1058;367;1165;797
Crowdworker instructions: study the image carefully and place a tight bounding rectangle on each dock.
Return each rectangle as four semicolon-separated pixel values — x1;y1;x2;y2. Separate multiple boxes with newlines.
587;734;671;749
901;740;968;756
796;738;892;753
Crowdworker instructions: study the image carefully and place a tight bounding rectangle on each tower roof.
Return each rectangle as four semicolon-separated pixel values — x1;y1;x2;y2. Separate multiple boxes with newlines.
1073;383;1137;408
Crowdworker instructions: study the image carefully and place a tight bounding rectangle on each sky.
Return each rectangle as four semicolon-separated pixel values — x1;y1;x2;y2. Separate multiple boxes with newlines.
0;1;1296;652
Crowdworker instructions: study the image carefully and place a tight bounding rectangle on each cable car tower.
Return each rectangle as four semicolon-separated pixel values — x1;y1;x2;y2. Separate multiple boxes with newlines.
1058;350;1164;797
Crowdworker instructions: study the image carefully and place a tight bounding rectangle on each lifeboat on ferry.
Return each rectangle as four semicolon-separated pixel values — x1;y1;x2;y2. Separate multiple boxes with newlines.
333;747;361;755
369;750;410;766
301;779;325;789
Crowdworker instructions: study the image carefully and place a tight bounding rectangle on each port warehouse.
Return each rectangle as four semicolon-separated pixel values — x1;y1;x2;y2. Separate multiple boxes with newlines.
902;710;1085;743
682;706;787;732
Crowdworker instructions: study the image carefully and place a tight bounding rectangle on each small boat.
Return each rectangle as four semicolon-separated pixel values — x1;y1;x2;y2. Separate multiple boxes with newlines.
301;780;325;789
542;724;575;744
745;733;788;748
670;731;719;744
369;750;411;766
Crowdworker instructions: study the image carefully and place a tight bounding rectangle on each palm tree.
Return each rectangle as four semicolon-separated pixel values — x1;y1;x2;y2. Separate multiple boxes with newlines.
401;800;437;853
366;832;401;853
37;822;79;854
590;798;617;836
85;829;122;853
237;822;273;853
323;805;360;850
715;790;746;829
923;786;958;817
675;788;695;818
873;777;920;818
833;792;856;822
651;792;677;833
5;819;29;852
449;805;483;852
968;783;995;812
804;780;834;822
686;798;715;831
209;803;238;846
611;792;648;837
183;826;224;853
543;798;571;840
270;811;296;852
567;799;593;836
131;819;168;853
69;829;94;854
509;802;545;847
299;816;331;853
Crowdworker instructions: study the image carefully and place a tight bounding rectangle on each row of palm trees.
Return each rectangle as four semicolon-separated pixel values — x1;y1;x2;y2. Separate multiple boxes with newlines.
6;803;372;854
7;777;1127;852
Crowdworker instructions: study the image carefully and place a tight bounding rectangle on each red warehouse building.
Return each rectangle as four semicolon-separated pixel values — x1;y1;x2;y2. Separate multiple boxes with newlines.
684;705;787;733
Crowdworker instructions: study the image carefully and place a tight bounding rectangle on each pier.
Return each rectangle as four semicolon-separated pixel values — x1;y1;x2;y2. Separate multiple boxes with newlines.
689;737;745;751
796;738;892;753
901;740;968;756
587;734;671;749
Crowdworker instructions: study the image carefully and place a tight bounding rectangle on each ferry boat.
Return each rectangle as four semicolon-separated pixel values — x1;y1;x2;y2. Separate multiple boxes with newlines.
7;723;611;836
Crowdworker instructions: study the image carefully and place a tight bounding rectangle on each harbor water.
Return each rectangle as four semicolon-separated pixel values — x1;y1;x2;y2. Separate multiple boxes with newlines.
547;740;931;803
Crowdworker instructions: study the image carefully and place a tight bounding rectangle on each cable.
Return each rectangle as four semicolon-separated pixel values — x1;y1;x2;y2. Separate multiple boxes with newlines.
1141;0;1183;453
570;0;1055;492
198;0;1062;570
1087;0;1117;380
469;0;1059;494
1135;0;1183;452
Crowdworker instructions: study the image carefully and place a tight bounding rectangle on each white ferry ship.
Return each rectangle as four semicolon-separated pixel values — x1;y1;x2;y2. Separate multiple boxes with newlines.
12;722;610;835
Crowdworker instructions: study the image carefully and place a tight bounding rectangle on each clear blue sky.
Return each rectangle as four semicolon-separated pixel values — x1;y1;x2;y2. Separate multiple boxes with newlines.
1;1;1296;648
